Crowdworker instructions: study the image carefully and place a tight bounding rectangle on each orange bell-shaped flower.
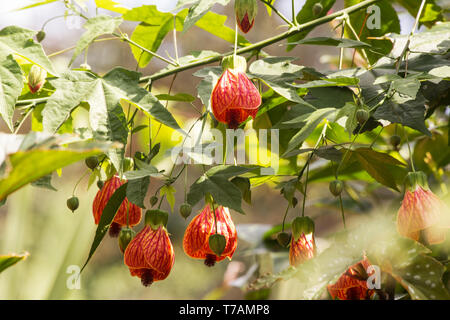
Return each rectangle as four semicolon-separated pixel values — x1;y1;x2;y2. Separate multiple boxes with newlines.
93;175;142;237
124;210;174;286
397;171;450;245
289;217;317;266
211;55;261;129
327;257;375;300
183;203;237;267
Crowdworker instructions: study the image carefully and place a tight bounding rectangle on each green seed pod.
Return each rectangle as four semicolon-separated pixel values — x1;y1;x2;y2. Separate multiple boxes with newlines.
149;196;158;207
85;156;99;170
209;233;227;257
312;3;323;16
118;227;136;253
36;30;46;42
356;109;370;125
277;232;291;247
390;135;401;148
329;179;344;196
97;180;104;190
67;196;79;212
179;203;192;219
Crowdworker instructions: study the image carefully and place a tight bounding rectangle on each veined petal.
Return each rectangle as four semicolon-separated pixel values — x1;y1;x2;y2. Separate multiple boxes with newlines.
142;226;175;281
289;232;316;266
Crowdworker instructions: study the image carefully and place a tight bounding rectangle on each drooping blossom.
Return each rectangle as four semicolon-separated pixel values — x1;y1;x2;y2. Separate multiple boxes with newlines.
235;0;257;33
289;216;317;266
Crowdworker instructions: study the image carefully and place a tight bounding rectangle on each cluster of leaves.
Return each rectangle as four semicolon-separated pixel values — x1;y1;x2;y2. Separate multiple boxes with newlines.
0;0;449;299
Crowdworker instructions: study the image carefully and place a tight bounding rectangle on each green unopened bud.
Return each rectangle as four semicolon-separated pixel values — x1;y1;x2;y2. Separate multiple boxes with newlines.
179;203;192;219
149;195;158;207
221;55;247;73
312;3;323;16
390;135;401;148
209;233;227;256
277;232;291;247
118;227;136;253
28;65;47;93
85;156;99;170
235;0;258;33
329;179;344;196
405;171;429;191
356;109;370;125
291;196;298;208
145;209;169;230
97;180;104;190
36;30;46;42
67;196;79;212
291;216;315;241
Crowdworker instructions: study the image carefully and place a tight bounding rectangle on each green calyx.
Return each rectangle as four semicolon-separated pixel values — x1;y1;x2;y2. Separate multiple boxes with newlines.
405;171;429;191
329;179;344;197
118;227;136;253
145;209;169;230
66;196;79;212
179;203;192;219
221;55;247;73
277;232;291;247
235;0;258;24
209;233;227;256
291;216;314;241
122;157;134;172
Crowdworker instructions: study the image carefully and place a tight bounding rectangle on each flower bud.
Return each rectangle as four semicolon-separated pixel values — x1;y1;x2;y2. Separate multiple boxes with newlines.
97;180;104;190
28;65;47;93
67;196;79;212
277;232;291;247
179;203;192;219
291;216;314;241
149;196;158;207
235;0;258;33
209;233;227;257
36;30;46;42
329;179;344;196
312;3;323;16
118;227;136;253
145;209;169;230
356;109;370;125
85;156;99;170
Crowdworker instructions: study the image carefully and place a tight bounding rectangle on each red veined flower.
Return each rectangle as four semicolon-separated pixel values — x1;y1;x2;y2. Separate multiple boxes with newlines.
183;203;237;267
397;171;450;245
327;257;376;300
289;216;317;266
211;55;261;129
124;210;174;286
235;0;257;33
93;175;142;237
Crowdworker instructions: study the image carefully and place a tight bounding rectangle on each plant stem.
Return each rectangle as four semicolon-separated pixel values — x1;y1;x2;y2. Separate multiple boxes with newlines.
281;202;290;231
338;193;346;228
301;161;310;217
259;0;294;27
404;126;416;172
339;18;346;70
344;14;371;67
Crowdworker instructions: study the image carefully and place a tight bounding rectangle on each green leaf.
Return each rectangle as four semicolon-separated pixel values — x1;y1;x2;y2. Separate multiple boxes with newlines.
156;93;196;102
81;183;128;273
282;108;336;156
69;15;122;66
350;147;407;191
0;54;23;131
95;0;129;14
287;0;336;51
395;0;443;28
30;173;57;191
292;76;359;89
160;185;176;212
123;160;159;180
178;0;230;34
194;66;223;109
0;26;57;75
248;57;308;104
126;176;149;208
287;37;371;48
390;77;421;100
344;0;400;65
13;0;58;11
124;6;174;68
0;252;29;274
0;139;105;201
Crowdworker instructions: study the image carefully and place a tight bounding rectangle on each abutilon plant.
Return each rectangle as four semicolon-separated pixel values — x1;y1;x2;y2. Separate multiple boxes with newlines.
235;0;258;33
183;203;237;267
93;175;142;237
327;257;375;300
289;216;317;266
27;64;47;93
397;171;450;245
210;55;261;129
124;210;174;287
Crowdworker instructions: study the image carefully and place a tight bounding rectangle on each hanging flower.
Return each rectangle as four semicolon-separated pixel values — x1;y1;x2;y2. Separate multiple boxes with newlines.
327;257;375;300
235;0;258;33
183;203;237;267
397;171;450;245
93;175;142;237
28;65;47;93
211;55;261;129
289;216;317;266
124;210;174;286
